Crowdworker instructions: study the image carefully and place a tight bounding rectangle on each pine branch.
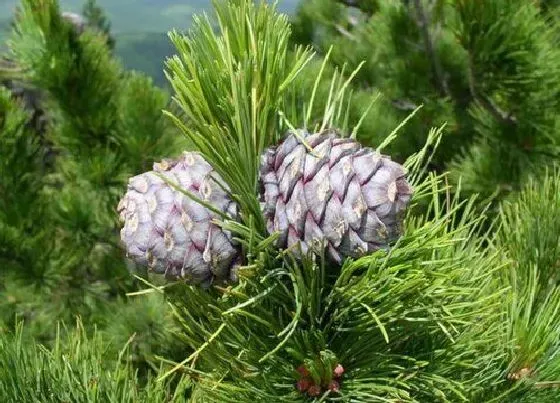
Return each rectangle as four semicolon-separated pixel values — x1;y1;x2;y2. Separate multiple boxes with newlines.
162;173;513;401
0;320;192;401
466;55;517;127
491;169;560;394
411;0;450;98
165;0;314;233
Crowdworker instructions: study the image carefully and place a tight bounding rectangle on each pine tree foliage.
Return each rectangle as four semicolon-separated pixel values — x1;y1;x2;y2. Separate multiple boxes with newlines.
0;85;47;277
82;0;115;50
133;1;560;400
492;169;560;401
161;177;512;402
448;0;560;199
0;320;192;402
1;0;185;368
290;0;560;200
290;0;468;165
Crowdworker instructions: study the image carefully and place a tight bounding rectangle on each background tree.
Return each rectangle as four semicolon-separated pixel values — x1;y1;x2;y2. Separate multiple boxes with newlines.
0;0;187;376
290;0;560;203
81;0;116;50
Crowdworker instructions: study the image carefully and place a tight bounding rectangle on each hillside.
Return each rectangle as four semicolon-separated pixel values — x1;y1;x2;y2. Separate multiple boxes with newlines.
115;32;175;87
0;0;299;86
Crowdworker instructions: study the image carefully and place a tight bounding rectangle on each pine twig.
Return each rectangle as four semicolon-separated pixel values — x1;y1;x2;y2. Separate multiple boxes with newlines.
334;24;356;40
535;381;560;389
466;55;517;126
411;0;450;97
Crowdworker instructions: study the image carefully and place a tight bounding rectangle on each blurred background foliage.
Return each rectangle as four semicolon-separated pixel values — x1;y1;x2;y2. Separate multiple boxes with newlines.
1;0;300;87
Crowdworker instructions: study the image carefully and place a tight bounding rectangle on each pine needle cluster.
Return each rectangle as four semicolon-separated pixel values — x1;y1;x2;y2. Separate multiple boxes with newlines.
0;319;191;402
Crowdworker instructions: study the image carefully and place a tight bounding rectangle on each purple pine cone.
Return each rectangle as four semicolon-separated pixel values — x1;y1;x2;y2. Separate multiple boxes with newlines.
260;129;413;262
118;152;239;286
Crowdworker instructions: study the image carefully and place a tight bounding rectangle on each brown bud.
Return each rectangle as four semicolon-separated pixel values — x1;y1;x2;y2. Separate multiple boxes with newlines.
328;380;340;392
296;378;311;392
307;384;321;397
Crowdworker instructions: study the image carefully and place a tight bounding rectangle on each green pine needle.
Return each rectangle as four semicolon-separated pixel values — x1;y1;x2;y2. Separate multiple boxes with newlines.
164;0;314;234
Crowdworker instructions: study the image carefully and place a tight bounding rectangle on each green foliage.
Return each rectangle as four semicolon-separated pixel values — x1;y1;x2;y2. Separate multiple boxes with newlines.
0;86;44;234
165;0;313;232
0;87;55;338
2;0;560;400
497;169;560;392
290;0;464;163
0;320;192;402
498;169;560;288
99;293;187;373
448;0;560;199
1;0;185;372
291;0;560;201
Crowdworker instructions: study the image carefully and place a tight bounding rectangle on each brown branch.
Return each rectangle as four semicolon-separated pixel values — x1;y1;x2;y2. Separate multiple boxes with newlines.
466;55;517;126
476;94;517;126
411;0;450;98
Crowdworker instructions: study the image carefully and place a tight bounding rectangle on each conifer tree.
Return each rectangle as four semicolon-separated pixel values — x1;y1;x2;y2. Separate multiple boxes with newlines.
290;0;560;202
82;0;115;50
0;0;186;371
1;0;560;402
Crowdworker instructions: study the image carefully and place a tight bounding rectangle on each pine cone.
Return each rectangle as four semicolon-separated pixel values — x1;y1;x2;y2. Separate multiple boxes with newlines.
260;129;413;262
118;152;240;286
